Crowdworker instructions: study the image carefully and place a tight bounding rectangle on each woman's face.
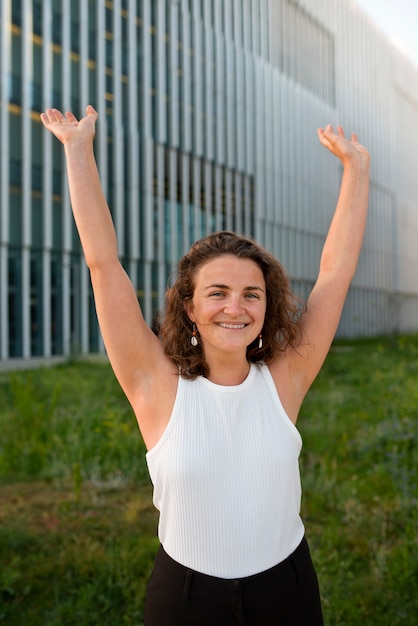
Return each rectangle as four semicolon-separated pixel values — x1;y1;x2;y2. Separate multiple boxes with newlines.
185;254;267;358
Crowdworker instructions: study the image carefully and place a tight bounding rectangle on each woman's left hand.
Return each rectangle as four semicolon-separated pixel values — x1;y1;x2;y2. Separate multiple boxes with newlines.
317;125;370;168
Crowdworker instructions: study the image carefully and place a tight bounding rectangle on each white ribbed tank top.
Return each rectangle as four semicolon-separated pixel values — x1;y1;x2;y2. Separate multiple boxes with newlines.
146;363;305;579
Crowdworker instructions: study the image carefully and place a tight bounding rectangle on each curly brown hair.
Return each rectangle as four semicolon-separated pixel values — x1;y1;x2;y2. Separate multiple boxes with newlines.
158;231;304;379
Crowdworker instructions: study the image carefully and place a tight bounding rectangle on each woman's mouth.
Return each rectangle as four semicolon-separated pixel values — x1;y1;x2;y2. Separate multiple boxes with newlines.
216;322;248;329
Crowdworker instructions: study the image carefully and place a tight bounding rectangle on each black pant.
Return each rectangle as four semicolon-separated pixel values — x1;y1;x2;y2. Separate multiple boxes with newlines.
144;537;324;625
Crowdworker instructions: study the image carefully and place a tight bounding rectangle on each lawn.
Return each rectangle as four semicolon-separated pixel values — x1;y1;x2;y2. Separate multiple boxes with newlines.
0;336;417;625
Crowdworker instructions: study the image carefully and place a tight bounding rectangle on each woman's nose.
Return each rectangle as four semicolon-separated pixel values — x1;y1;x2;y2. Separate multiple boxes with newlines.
223;296;243;316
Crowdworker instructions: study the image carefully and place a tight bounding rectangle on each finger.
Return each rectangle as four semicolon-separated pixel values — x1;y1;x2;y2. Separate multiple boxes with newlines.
317;128;328;144
317;126;332;144
65;111;78;123
40;108;61;125
86;104;99;121
337;126;345;137
351;132;358;142
49;108;67;122
318;125;332;141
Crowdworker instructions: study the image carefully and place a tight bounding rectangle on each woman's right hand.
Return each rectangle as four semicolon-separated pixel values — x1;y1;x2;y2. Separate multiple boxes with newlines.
40;105;98;146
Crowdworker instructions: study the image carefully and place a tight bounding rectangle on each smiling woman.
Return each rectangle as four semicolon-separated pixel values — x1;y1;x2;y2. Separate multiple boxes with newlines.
160;231;303;382
40;106;369;625
184;255;267;385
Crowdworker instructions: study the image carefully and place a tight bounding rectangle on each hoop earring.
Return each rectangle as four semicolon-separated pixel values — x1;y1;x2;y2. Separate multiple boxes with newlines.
191;323;198;347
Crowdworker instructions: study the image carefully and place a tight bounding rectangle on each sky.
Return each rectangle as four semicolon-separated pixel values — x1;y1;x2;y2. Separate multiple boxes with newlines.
355;0;418;69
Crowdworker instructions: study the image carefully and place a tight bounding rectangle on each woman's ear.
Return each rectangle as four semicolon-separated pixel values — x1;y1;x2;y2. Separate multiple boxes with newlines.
184;299;195;322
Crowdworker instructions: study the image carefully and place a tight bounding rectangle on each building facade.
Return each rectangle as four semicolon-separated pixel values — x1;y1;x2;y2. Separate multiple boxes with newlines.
1;0;418;363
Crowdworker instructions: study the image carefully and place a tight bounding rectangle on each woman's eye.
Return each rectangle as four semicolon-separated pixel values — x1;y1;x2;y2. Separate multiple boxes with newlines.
245;293;259;299
210;291;225;297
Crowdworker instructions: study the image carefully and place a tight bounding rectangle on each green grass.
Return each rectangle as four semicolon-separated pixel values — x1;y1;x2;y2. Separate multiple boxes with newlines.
0;337;417;625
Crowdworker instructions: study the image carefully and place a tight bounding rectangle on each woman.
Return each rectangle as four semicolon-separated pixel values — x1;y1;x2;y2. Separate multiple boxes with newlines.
41;106;370;625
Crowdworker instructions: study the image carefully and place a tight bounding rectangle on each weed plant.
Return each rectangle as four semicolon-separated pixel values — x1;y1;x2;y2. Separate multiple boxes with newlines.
0;337;417;625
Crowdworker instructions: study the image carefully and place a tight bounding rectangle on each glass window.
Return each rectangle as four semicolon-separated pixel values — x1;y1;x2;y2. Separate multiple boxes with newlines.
32;81;42;112
12;0;22;27
70;256;80;353
9;74;21;106
71;21;80;54
30;252;43;356
10;160;22;187
52;12;62;45
52;199;63;250
88;288;99;352
106;7;113;34
31;195;42;247
89;28;97;61
33;0;42;36
32;165;42;192
51;254;63;354
9;190;22;246
8;250;22;358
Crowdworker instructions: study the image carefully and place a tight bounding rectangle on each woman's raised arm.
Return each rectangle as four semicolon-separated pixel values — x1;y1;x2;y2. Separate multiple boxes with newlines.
270;125;370;421
40;107;176;433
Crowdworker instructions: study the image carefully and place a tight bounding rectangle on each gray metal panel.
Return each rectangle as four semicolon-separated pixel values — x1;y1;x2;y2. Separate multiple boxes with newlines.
128;0;140;262
156;0;167;144
181;152;191;252
156;145;165;310
42;0;53;358
215;33;225;164
213;0;222;34
244;53;254;175
192;156;202;242
169;1;180;148
193;17;203;156
264;63;274;246
272;70;282;232
142;0;153;144
235;47;245;173
244;176;252;238
113;0;125;250
225;169;233;231
79;0;92;354
259;0;269;62
79;0;89;106
169;147;179;271
224;0;232;41
234;172;242;234
251;0;260;57
181;11;192;153
142;2;156;323
204;160;213;232
61;0;72;267
279;74;290;270
214;164;222;231
204;24;214;161
242;0;251;51
0;0;11;358
225;39;235;169
254;57;265;244
233;0;243;49
21;4;33;357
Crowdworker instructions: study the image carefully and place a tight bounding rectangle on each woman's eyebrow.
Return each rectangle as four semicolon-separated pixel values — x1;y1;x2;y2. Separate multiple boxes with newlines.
244;285;265;292
204;283;229;290
204;283;265;292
